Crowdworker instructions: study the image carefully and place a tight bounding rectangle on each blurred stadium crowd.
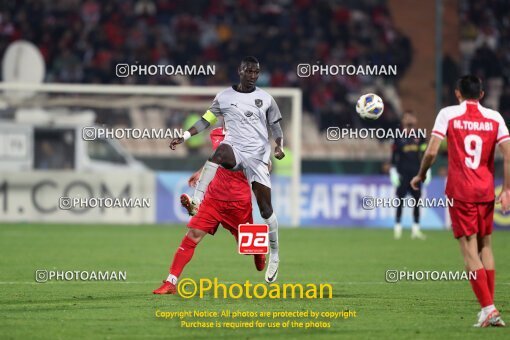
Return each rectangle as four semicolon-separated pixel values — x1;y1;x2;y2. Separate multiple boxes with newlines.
0;0;410;135
455;0;510;118
2;0;510;160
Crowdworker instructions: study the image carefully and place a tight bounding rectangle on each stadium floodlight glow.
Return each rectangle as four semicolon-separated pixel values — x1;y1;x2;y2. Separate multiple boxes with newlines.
0;82;302;226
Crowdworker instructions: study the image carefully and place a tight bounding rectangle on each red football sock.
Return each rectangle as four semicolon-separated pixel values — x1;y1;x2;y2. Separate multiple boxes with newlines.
229;229;239;243
469;268;493;307
169;236;197;278
486;269;495;300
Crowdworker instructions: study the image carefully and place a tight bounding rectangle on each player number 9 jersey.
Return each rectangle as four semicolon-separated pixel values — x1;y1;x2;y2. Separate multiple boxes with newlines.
431;100;510;202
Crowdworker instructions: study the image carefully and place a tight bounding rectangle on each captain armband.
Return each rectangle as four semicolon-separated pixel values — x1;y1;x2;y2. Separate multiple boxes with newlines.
202;110;218;125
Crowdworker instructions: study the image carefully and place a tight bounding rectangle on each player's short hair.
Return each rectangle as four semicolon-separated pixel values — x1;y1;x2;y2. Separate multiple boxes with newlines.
456;75;483;99
240;56;259;66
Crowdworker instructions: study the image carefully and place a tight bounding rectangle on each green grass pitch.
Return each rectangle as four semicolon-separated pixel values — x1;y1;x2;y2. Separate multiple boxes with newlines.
1;224;509;339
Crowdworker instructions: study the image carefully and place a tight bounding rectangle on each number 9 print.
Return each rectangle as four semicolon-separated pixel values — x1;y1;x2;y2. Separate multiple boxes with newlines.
464;134;482;169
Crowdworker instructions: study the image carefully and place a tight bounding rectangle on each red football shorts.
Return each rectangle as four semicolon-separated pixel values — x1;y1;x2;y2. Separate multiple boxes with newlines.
448;199;494;238
187;197;253;236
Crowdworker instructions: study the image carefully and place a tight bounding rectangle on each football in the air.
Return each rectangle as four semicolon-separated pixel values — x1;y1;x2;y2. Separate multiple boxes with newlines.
356;93;384;120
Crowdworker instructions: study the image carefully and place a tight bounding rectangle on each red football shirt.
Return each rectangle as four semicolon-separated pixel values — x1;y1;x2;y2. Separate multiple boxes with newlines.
431;100;510;202
205;128;251;201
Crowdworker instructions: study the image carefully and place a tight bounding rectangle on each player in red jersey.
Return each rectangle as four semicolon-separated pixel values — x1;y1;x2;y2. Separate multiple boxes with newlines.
411;75;510;327
154;127;266;294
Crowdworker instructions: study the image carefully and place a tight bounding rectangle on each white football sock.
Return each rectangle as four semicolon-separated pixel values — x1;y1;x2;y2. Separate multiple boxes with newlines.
394;223;402;232
264;213;279;261
166;274;178;285
411;223;420;234
394;223;402;239
193;161;219;202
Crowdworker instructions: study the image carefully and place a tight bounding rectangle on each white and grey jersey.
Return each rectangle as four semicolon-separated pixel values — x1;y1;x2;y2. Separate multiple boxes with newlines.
208;86;282;163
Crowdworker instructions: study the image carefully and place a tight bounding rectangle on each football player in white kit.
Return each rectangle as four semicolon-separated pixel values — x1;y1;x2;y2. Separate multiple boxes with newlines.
169;56;285;283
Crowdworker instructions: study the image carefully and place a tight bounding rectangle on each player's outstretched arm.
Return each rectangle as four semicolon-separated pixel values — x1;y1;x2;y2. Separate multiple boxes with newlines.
169;110;219;150
410;136;441;190
267;97;285;160
497;141;510;212
268;120;285;159
273;134;285;160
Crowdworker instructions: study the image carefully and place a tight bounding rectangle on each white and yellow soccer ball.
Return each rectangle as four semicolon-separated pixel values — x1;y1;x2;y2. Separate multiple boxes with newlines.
356;93;384;120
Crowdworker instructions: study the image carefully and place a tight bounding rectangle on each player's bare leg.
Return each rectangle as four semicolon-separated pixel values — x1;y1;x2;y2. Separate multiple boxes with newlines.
458;235;502;327
185;144;237;214
153;228;207;294
252;182;279;283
